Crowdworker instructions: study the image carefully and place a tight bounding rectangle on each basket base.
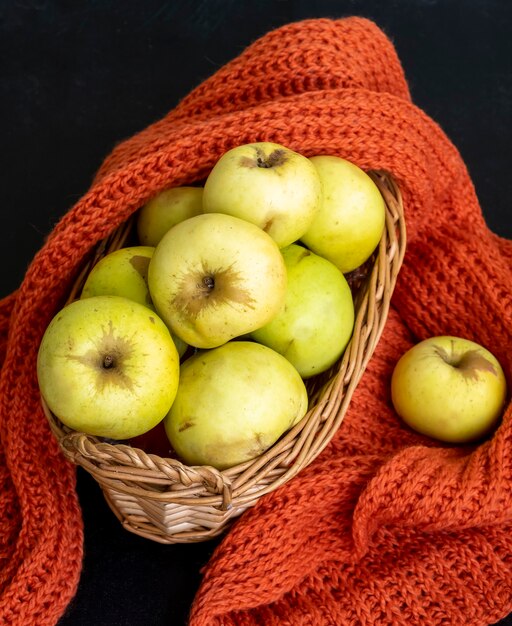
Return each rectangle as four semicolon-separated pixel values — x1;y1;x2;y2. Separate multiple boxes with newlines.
102;488;251;544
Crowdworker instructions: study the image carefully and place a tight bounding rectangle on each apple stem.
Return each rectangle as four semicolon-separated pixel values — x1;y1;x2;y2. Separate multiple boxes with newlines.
202;276;215;290
256;148;287;169
103;355;115;369
257;156;271;168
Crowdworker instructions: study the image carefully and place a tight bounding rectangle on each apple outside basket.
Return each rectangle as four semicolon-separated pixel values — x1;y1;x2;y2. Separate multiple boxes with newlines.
42;170;406;544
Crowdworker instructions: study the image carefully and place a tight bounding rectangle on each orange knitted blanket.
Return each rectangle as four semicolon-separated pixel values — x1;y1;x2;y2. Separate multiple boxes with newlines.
1;17;511;626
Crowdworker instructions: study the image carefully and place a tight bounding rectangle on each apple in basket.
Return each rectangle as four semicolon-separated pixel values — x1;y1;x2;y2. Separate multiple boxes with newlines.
147;212;287;349
137;186;204;247
81;245;155;308
391;336;507;443
165;341;309;469
202;142;322;248
301;155;386;273
37;295;180;440
251;243;355;378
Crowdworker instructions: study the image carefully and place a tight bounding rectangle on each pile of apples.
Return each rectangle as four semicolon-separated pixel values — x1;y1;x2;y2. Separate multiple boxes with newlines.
38;140;509;467
37;141;389;470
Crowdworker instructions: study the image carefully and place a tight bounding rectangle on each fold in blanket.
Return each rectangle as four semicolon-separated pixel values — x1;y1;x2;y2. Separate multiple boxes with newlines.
0;17;510;626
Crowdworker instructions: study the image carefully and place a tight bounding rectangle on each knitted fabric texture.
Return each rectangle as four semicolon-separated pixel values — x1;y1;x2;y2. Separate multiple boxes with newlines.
0;17;511;626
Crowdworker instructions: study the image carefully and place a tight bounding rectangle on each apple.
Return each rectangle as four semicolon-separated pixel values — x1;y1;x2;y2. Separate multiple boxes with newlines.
147;212;287;349
137;186;203;247
301;155;386;273
80;246;188;358
81;246;155;308
37;295;180;440
202;142;322;248
164;341;309;469
251;244;354;378
391;336;507;443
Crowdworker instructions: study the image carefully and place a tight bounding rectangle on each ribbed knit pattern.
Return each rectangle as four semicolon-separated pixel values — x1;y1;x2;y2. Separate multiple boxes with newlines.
0;17;510;625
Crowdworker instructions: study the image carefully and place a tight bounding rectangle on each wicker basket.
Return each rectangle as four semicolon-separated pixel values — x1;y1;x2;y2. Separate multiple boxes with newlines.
43;170;406;544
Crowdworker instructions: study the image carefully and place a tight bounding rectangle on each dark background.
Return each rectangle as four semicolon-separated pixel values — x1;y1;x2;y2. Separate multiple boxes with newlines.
1;1;511;625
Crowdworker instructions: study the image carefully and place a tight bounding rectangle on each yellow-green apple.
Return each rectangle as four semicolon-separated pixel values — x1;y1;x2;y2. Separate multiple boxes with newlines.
164;341;308;469
147;213;287;349
391;336;507;443
37;295;180;440
251;244;354;378
137;186;203;247
81;246;155;308
301;156;385;273
202;142;322;248
81;246;187;358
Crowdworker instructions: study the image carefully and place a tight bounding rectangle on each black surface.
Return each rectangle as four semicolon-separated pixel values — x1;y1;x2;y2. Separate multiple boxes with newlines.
1;1;511;625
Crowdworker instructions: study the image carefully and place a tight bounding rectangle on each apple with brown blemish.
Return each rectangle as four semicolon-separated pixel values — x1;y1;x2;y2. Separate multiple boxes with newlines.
81;246;155;308
391;336;507;443
202;142;322;248
37;295;180;440
164;341;308;469
81;246;187;357
147;212;287;349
